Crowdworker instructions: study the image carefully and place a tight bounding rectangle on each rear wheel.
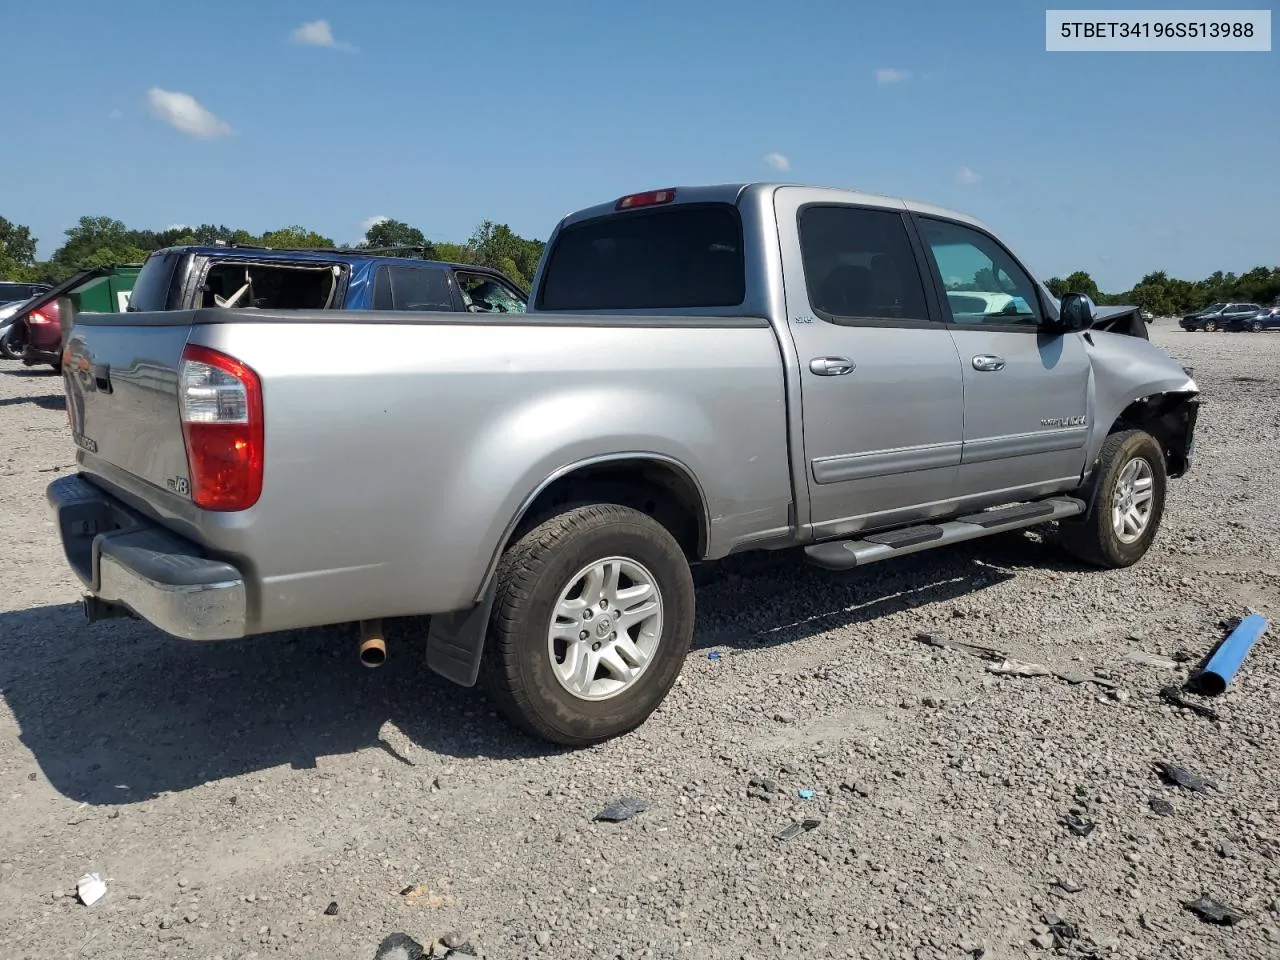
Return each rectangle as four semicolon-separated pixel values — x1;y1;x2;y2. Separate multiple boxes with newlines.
481;503;695;746
1061;430;1166;569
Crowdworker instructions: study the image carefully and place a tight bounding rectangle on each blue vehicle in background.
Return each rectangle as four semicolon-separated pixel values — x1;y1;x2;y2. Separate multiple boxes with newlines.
121;243;528;316
1225;305;1280;333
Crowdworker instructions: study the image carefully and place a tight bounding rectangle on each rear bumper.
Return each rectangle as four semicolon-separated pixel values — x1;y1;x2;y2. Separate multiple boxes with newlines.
47;474;247;640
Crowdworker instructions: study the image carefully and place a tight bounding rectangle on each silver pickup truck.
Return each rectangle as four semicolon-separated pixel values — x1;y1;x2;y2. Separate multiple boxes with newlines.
49;183;1200;745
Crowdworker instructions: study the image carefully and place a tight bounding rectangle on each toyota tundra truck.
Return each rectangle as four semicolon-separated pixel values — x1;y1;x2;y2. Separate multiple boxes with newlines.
48;183;1200;746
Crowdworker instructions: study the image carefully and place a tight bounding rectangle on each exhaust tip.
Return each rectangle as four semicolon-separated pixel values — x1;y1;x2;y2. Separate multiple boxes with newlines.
359;637;387;667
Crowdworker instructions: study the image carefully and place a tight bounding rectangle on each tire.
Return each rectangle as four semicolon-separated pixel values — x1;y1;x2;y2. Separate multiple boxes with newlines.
1252;320;1264;333
481;503;695;746
1060;429;1167;569
1204;320;1218;332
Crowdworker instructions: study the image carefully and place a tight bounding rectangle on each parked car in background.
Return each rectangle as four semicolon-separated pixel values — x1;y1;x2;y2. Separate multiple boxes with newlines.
1229;306;1280;332
50;182;1199;745
1180;302;1262;332
1140;309;1154;322
0;281;51;308
3;266;142;370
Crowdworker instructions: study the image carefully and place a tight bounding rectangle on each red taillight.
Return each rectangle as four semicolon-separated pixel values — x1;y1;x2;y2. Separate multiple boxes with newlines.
29;301;60;326
615;188;677;211
177;344;264;511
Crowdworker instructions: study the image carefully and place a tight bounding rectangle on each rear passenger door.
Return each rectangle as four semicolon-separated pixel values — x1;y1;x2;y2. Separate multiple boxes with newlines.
913;216;1092;499
371;264;458;311
774;190;965;539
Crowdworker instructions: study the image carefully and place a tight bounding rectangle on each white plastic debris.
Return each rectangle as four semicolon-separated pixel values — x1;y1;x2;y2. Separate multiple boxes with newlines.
987;659;1051;678
76;872;107;906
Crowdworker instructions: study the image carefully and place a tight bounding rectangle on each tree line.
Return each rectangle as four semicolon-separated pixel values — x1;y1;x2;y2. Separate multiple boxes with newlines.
1045;267;1280;315
4;212;1277;313
0;214;546;291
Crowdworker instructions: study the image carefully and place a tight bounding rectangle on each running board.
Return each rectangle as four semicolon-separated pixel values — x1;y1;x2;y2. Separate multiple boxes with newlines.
803;497;1085;571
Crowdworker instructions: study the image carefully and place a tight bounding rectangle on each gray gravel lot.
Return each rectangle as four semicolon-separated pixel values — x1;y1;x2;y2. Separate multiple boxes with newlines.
1;321;1278;960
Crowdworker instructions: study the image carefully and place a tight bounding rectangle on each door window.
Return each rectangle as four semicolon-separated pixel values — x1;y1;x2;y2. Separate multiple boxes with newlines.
372;265;455;311
918;219;1043;327
456;272;527;314
797;206;930;323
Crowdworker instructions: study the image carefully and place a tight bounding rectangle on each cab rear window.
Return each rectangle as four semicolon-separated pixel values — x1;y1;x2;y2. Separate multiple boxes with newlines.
126;253;181;311
537;203;745;310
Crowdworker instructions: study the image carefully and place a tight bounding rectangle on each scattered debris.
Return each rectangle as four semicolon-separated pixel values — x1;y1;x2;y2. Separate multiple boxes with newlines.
748;778;782;802
772;710;797;724
593;797;648;823
1030;932;1055;949
1155;762;1217;794
915;632;1005;661
375;932;426;960
1125;650;1182;670
76;873;106;907
774;817;822;841
1148;796;1175;817
707;650;722;660
797;788;815;800
839;780;871;798
1183;895;1246;926
1218;840;1239;860
1043;912;1078;945
988;659;1051;679
324;901;339;916
1062;813;1096;838
1159;686;1219;720
1053;877;1084;894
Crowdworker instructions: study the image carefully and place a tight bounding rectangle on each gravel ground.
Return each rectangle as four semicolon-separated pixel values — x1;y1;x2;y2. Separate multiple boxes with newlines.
1;321;1278;960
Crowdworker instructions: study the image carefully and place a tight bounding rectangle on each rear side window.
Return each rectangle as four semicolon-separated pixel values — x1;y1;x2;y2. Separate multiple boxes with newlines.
201;261;340;309
126;252;181;311
372;265;455;311
798;206;930;323
538;203;745;310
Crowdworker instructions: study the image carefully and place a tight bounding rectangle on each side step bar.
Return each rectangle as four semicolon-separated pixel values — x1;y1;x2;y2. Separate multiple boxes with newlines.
803;497;1085;571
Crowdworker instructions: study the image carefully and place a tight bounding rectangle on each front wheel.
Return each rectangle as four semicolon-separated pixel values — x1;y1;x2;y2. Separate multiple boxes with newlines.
481;503;695;746
1252;320;1264;333
1204;320;1218;332
1061;430;1167;569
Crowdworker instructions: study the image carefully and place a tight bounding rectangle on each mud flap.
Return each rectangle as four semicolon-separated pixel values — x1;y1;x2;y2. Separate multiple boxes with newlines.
425;581;497;687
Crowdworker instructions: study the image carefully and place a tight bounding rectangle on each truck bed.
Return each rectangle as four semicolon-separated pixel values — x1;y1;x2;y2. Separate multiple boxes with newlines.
61;308;793;633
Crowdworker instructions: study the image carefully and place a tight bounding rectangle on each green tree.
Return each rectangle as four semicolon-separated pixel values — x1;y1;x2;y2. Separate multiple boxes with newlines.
0;216;38;279
1044;277;1069;299
432;241;476;264
1063;270;1100;302
260;226;335;249
362;218;436;257
469;221;543;287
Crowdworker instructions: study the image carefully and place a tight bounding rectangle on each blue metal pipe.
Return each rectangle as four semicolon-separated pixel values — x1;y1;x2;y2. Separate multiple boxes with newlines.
1195;614;1269;695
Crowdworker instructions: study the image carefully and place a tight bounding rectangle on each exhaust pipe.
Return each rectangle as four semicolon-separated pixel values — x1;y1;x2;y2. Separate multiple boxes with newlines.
358;619;387;668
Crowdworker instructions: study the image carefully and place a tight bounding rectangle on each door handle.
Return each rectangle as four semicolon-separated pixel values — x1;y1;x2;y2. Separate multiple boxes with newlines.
971;355;1006;372
809;357;855;376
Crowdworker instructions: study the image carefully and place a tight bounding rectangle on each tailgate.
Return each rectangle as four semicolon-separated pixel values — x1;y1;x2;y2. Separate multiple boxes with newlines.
64;312;196;499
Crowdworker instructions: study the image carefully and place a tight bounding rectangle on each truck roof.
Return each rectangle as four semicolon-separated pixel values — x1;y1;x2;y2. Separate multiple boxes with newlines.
557;182;991;233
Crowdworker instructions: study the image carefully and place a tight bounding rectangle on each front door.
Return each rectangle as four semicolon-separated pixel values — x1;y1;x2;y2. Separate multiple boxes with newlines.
913;215;1092;499
774;189;965;540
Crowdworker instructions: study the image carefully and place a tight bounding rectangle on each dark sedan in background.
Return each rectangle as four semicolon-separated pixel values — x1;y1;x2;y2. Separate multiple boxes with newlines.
1180;302;1263;331
1226;306;1280;332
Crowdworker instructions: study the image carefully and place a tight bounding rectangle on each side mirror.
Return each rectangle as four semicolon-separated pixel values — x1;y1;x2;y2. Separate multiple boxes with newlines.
1057;292;1095;332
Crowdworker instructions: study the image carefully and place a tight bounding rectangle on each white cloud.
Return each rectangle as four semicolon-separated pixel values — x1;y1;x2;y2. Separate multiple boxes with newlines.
763;152;791;172
361;215;390;233
108;108;123;120
956;166;981;185
874;67;912;84
147;88;231;139
290;19;356;51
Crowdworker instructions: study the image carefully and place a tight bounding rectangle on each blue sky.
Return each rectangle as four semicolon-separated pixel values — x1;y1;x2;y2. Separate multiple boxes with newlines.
2;0;1276;290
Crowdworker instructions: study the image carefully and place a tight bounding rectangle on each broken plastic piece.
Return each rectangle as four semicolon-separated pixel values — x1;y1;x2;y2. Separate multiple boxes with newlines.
375;932;426;960
707;650;722;660
594;797;648;823
76;872;107;906
987;659;1051;678
1155;762;1217;793
1125;650;1181;670
324;900;339;916
914;632;1006;661
774;817;822;841
1183;895;1245;926
797;788;815;800
1148;796;1175;817
1062;813;1095;837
